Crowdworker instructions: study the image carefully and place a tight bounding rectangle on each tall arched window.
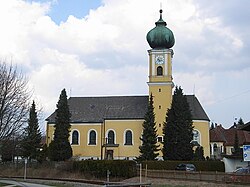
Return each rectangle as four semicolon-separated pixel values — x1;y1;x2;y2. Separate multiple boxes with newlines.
157;66;163;76
125;130;132;145
72;130;79;145
89;130;96;145
192;130;200;145
107;130;115;144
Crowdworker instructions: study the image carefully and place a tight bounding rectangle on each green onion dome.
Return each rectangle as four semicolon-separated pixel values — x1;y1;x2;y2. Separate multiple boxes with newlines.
146;9;175;49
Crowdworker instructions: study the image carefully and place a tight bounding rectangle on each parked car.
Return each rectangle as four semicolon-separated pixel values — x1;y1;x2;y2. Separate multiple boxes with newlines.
223;166;250;183
175;163;196;171
233;167;250;174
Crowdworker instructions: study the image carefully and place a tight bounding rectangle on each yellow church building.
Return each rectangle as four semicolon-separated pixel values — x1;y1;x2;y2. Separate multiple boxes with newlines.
46;9;210;160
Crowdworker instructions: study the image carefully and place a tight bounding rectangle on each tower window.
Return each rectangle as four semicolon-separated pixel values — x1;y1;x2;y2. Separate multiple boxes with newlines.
157;66;163;76
157;136;163;143
159;105;161;109
159;123;161;127
159;88;161;92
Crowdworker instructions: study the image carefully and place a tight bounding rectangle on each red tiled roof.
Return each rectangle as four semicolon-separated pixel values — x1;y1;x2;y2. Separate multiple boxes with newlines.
210;125;250;146
210;125;226;142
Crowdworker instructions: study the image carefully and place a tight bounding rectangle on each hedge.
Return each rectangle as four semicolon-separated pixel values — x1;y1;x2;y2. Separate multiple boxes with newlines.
72;160;137;178
141;160;225;172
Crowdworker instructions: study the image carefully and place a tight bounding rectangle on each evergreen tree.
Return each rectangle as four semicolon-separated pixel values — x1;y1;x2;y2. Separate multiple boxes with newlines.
48;89;72;161
21;101;42;160
193;146;205;161
162;86;193;160
137;94;159;161
237;118;244;126
233;131;241;156
37;144;48;163
1;139;13;162
210;122;215;129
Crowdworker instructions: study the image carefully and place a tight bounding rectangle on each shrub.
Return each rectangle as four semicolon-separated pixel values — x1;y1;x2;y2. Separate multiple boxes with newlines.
72;160;137;178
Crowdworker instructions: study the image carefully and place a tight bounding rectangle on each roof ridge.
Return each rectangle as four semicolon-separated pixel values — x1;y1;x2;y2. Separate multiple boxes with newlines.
69;95;148;99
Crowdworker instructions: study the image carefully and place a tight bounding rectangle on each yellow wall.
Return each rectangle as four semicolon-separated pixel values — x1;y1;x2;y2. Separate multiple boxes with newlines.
47;123;102;158
104;120;143;159
193;120;211;157
46;120;144;160
47;118;210;159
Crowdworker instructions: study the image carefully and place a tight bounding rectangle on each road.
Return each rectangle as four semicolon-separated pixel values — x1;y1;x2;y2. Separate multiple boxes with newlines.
0;179;102;187
0;179;53;187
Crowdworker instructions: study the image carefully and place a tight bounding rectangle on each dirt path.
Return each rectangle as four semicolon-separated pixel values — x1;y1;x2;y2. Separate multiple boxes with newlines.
122;177;248;187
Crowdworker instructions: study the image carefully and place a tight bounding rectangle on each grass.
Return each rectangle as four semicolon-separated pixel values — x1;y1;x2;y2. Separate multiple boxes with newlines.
0;182;10;187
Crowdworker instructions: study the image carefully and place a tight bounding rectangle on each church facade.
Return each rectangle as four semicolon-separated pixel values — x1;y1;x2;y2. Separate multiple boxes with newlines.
46;10;210;160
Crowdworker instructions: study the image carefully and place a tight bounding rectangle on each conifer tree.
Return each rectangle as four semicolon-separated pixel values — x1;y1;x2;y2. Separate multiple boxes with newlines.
21;101;42;160
137;94;159;161
48;89;72;161
162;86;193;160
237;118;244;126
193;146;205;161
210;122;215;129
233;131;241;156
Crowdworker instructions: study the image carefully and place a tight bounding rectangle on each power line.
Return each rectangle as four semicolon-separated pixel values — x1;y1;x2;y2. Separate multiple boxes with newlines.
215;89;250;104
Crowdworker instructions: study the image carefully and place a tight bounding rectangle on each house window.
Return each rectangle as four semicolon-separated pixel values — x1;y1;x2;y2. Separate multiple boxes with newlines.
72;130;79;145
157;66;163;76
89;130;96;145
108;130;115;144
214;143;218;152
125;130;132;145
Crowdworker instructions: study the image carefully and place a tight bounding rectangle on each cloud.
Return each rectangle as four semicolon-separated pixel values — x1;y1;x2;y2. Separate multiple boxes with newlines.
0;0;249;128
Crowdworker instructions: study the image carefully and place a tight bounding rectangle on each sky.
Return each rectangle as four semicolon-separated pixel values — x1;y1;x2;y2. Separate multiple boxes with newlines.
0;0;250;132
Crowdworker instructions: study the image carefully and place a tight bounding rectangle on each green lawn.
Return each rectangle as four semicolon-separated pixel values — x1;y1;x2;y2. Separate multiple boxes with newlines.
0;182;12;187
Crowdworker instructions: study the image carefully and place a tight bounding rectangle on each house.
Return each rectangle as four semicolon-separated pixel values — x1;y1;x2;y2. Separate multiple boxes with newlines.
210;124;250;159
46;9;210;160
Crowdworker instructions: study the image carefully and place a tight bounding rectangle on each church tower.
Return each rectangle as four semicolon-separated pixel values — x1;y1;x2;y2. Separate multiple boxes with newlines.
146;9;175;140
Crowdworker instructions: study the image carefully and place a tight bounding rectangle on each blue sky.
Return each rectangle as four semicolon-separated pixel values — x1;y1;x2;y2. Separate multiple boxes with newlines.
1;0;250;131
29;0;102;24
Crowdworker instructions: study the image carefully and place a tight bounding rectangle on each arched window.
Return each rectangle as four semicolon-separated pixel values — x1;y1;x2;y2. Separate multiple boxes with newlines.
192;130;200;145
89;130;96;145
108;130;115;144
72;130;79;145
214;143;218;152
157;66;163;76
125;130;132;145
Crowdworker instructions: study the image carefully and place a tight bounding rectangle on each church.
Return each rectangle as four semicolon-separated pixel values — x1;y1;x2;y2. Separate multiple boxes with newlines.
46;9;210;160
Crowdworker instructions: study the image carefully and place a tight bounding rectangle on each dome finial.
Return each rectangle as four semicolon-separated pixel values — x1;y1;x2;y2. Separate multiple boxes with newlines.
146;7;175;49
160;9;163;19
159;2;163;20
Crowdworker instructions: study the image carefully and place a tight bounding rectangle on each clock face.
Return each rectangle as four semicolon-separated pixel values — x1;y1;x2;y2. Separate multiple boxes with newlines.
155;55;164;64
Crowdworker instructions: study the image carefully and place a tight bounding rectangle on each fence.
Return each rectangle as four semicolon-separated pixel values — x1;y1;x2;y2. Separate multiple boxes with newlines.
139;169;250;184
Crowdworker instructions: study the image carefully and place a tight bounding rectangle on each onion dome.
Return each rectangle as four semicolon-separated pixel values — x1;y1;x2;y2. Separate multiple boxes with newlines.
146;9;175;49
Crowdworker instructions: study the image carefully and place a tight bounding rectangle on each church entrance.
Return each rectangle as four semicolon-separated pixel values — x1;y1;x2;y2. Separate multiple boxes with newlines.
106;150;113;160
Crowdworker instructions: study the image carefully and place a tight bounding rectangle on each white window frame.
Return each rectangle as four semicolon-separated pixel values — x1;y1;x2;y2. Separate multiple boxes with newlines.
123;129;133;146
71;129;80;146
106;129;116;144
87;129;98;146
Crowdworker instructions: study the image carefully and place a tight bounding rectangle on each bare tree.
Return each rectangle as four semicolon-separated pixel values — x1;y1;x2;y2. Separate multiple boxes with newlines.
0;62;31;141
